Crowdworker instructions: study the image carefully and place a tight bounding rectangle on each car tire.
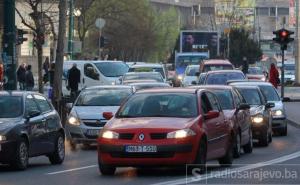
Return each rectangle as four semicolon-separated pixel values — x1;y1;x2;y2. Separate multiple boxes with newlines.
233;132;241;158
280;126;288;136
189;139;207;174
11;138;29;170
48;133;65;165
259;129;269;147
218;135;233;167
268;130;272;143
98;155;116;176
243;129;253;154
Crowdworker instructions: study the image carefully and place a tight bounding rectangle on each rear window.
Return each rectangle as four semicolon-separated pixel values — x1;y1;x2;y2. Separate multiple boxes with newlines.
213;90;234;110
129;67;165;78
248;68;263;75
185;66;199;76
205;72;245;85
95;62;129;77
203;64;233;72
124;73;164;82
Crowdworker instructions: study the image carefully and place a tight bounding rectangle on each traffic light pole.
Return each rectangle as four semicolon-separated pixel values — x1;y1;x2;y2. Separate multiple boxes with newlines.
281;48;285;98
68;0;74;60
2;0;17;90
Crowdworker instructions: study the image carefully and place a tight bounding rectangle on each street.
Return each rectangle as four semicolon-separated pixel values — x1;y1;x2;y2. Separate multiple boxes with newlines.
1;103;300;185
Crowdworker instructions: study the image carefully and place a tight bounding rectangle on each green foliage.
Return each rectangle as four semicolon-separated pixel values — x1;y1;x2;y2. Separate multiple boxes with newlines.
229;28;262;66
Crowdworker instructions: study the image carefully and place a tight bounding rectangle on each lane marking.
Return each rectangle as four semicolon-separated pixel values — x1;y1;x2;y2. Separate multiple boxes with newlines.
46;165;97;175
150;150;300;185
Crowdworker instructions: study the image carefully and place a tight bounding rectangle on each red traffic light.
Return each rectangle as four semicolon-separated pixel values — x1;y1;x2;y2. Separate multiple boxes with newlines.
280;31;287;37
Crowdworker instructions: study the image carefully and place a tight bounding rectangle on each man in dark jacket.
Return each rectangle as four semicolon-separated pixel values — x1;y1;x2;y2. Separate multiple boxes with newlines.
17;63;26;90
68;63;81;99
25;65;34;91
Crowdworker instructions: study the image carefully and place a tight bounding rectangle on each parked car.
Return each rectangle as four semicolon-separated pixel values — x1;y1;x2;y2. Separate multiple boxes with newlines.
130;82;171;91
128;63;168;81
247;67;266;81
0;91;65;170
191;85;253;158
97;88;234;175
228;81;288;136
203;70;246;85
182;65;200;87
200;59;234;73
65;86;134;149
231;86;275;146
120;72;164;84
62;60;129;96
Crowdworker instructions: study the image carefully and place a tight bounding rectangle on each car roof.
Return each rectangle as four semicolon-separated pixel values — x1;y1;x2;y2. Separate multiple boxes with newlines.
136;88;200;94
190;85;233;90
233;85;260;90
0;91;27;96
206;70;243;74
229;81;273;86
125;72;161;75
202;59;232;65
64;60;125;64
187;65;200;68
130;63;163;68
130;82;170;86
84;85;132;90
177;52;208;56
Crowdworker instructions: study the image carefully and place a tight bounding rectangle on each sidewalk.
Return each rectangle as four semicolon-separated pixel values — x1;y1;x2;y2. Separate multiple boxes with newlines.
278;86;300;100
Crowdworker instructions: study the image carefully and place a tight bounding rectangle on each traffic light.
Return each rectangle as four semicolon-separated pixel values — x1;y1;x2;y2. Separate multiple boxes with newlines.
16;29;29;45
273;28;294;50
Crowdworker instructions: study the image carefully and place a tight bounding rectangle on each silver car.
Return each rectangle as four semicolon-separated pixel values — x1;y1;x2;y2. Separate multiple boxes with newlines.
65;85;134;148
228;81;288;136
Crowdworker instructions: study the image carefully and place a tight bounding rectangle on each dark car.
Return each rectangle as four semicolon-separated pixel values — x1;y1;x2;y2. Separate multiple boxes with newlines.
204;70;246;85
191;85;252;158
0;91;65;170
231;86;275;146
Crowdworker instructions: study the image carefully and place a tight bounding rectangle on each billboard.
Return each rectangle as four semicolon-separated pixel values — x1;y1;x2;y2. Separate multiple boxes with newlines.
289;0;296;28
180;31;219;58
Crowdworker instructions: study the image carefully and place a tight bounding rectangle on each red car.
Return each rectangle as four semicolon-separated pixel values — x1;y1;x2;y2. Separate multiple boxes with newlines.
191;85;253;158
97;88;234;175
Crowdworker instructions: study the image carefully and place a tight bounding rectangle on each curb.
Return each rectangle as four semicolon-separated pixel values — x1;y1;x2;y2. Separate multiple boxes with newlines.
287;119;300;129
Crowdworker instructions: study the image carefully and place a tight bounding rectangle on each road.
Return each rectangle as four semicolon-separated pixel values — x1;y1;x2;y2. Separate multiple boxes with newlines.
1;119;300;185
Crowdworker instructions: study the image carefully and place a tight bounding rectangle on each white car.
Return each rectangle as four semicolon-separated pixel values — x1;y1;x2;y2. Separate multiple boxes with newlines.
182;65;199;87
128;63;167;81
65;85;134;148
120;72;164;85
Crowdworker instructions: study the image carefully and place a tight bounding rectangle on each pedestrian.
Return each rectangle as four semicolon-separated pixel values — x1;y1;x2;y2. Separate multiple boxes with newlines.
17;63;26;90
0;62;3;90
67;63;81;100
48;62;55;99
241;57;249;74
25;65;34;91
43;57;50;83
269;63;279;88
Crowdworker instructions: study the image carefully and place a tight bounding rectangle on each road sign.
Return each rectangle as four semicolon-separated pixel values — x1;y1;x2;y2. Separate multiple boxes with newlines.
95;18;106;29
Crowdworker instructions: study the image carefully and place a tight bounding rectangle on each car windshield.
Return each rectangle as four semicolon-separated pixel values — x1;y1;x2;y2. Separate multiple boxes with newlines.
213;90;234;110
0;96;23;118
117;93;198;118
203;65;233;72
248;67;263;75
75;89;132;106
94;62;129;77
129;67;165;79
205;72;245;85
124;73;163;82
237;88;262;105
176;56;208;68
259;85;280;102
185;66;199;76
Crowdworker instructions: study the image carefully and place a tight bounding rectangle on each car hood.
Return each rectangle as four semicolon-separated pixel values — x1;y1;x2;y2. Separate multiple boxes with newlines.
0;118;22;132
249;105;264;116
72;106;120;120
106;117;198;130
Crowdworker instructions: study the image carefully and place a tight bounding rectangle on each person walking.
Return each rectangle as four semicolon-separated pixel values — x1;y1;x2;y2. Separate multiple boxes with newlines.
25;65;34;91
241;57;249;75
43;57;50;83
68;63;81;100
269;63;279;88
17;63;26;90
0;62;3;90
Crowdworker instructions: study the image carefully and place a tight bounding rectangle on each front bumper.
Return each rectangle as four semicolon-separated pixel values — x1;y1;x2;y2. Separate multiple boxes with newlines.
0;140;17;163
251;122;268;139
65;124;103;144
272;117;287;130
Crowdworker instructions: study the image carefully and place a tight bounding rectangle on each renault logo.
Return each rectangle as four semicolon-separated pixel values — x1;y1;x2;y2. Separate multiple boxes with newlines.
138;133;145;141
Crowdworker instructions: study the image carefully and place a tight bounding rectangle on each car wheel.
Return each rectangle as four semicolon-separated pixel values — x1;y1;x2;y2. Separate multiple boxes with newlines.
280;125;288;136
48;133;65;165
11;138;29;170
243;129;253;154
98;156;116;176
233;132;241;158
268;129;272;143
189;139;207;174
259;129;269;147
218;135;233;167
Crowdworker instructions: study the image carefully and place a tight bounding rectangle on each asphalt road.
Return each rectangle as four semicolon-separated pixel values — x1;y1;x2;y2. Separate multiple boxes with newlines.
1;120;300;185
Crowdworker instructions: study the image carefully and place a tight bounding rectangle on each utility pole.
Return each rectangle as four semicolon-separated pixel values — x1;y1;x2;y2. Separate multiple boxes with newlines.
295;0;300;85
2;0;17;90
68;0;74;60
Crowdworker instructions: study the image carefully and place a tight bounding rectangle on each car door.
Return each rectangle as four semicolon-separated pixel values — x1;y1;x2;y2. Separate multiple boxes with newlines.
33;94;59;153
25;94;48;156
83;63;101;87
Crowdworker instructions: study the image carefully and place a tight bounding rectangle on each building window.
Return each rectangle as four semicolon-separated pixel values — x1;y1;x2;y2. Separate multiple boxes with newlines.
257;7;269;16
200;7;214;15
277;8;289;16
192;5;201;16
269;7;276;17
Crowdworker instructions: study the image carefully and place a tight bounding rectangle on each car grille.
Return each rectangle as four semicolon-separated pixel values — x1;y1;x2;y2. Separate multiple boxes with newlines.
84;134;98;139
119;133;134;140
150;133;167;139
82;119;106;127
110;152;174;158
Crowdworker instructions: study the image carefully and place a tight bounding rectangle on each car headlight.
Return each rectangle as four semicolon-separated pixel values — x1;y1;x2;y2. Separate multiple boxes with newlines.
101;131;119;139
177;75;183;81
272;110;283;116
261;77;266;81
0;135;6;141
251;114;264;123
68;114;81;126
167;129;196;139
111;82;116;85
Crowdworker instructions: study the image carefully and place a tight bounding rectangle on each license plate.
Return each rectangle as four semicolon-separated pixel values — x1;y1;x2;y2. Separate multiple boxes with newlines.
125;145;157;153
86;129;100;136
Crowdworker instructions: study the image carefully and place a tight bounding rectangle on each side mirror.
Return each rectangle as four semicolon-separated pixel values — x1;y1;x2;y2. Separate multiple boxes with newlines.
238;103;250;110
204;111;220;120
191;81;197;85
103;112;114;120
265;102;275;109
26;110;41;120
282;97;290;102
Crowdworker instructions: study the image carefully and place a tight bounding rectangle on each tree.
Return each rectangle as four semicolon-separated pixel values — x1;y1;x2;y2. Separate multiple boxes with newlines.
16;0;58;93
229;28;262;67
